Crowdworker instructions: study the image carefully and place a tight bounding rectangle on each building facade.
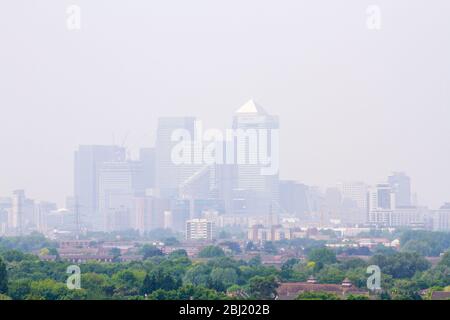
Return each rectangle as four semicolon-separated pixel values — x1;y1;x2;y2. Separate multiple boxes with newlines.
186;218;215;241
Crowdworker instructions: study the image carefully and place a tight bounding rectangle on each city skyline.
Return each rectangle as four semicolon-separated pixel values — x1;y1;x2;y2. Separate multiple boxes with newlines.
1;99;449;237
0;99;448;211
2;1;450;208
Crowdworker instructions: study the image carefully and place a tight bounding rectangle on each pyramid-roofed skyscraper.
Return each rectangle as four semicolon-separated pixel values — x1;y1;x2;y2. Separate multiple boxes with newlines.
235;99;268;115
232;99;280;216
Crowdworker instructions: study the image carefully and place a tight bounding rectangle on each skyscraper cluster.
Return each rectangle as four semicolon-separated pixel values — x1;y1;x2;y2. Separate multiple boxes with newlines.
72;100;280;236
0;102;449;237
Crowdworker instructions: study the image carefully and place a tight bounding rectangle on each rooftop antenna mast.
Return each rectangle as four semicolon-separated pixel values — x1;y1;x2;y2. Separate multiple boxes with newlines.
121;131;131;159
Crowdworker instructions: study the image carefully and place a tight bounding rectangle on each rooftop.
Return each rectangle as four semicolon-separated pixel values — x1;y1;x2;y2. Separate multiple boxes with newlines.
235;99;267;115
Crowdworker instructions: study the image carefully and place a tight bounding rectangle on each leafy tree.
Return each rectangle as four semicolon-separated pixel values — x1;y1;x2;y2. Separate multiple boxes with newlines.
1;232;449;301
112;270;146;297
0;256;7;294
263;241;277;255
439;250;450;268
0;232;57;253
148;288;178;300
400;230;450;257
248;255;262;267
316;266;345;284
280;258;298;281
227;284;245;296
39;248;50;257
207;277;226;292
418;264;450;288
177;285;226;300
390;279;422;300
149;285;225;300
340;258;367;270
347;294;369;300
7;279;31;300
81;273;114;299
345;267;368;288
289;262;313;282
285;238;326;253
48;248;59;257
308;248;337;271
210;267;238;289
296;291;340;300
168;249;188;259
369;252;431;279
110;248;122;262
379;291;392;300
240;262;278;282
247;276;278;300
207;256;242;270
163;237;180;246
183;264;212;287
1;250;37;263
373;245;397;256
141;269;181;295
221;241;242;254
401;240;431;256
140;245;163;260
28;279;88;300
198;246;225;258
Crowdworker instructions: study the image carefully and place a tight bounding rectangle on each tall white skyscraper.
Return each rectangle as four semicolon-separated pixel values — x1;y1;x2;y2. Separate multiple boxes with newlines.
232;100;279;215
10;190;26;234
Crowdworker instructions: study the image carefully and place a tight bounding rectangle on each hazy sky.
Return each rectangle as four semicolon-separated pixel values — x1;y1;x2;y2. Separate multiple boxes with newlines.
0;0;449;208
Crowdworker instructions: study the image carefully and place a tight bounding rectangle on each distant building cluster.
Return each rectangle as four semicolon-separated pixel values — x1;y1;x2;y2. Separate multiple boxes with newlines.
0;101;449;238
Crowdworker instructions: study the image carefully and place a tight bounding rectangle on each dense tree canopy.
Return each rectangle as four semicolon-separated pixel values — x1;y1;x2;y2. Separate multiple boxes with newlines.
198;246;225;258
141;268;182;295
140;245;163;260
247;276;279;300
0;234;448;300
308;248;337;271
0;256;7;294
369;252;431;279
400;231;450;257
